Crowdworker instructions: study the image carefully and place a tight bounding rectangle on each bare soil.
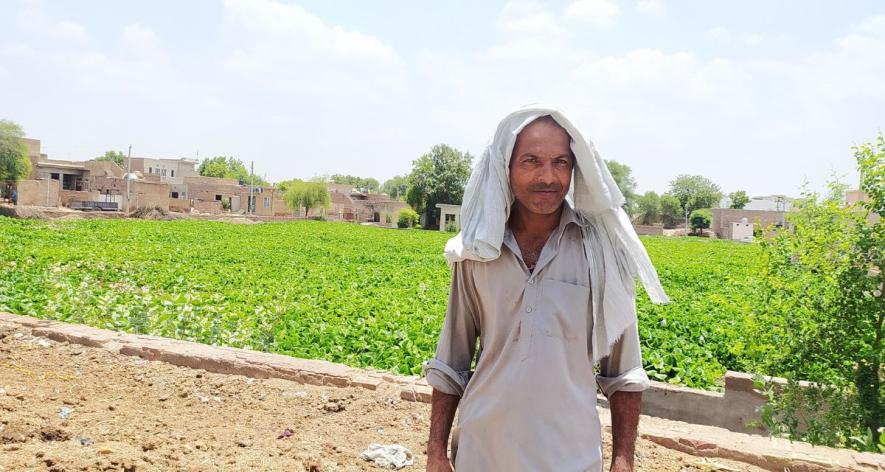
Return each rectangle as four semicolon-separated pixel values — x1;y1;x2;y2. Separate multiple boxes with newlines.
0;322;766;471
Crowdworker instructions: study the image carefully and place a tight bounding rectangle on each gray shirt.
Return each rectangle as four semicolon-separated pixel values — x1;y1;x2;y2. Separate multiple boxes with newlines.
423;203;649;472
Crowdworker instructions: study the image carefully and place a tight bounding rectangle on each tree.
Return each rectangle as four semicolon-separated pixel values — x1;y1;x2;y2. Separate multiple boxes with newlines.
666;174;722;230
605;160;638;215
635;191;661;225
95;150;125;168
0;120;31;181
381;175;408;200
689;209;711;234
406;144;473;228
729;190;750;209
660;194;683;228
283;180;331;217
755;133;884;451
330;174;379;192
198;156;269;187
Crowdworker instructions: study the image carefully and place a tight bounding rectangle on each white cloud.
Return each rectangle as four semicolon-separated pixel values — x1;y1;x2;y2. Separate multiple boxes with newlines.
222;0;398;63
499;1;560;33
491;2;578;62
564;0;621;27
635;0;665;16
742;33;763;46
850;14;885;35
16;7;86;42
707;26;729;41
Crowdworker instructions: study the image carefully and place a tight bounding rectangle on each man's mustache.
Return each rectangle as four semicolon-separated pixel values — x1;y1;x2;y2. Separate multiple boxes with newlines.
528;183;563;192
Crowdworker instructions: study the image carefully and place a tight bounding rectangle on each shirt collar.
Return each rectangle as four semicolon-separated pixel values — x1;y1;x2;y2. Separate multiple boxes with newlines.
503;201;583;257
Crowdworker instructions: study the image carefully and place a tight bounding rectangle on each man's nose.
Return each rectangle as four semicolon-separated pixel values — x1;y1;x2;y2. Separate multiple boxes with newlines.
537;161;556;184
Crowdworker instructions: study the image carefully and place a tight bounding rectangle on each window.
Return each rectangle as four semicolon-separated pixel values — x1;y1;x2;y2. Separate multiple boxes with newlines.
264;196;270;208
171;192;179;199
215;194;222;201
148;167;152;174
162;169;167;177
171;170;174;178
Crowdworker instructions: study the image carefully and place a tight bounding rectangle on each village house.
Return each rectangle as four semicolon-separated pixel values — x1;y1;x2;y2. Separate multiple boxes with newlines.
327;183;407;224
11;138;413;222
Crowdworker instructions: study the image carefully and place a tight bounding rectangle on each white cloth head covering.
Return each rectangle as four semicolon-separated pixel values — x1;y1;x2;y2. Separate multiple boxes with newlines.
445;105;669;361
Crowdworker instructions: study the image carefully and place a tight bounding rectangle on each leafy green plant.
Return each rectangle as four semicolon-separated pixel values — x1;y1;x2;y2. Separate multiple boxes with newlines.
397;208;419;229
0;215;774;389
689;209;711;234
752;133;884;451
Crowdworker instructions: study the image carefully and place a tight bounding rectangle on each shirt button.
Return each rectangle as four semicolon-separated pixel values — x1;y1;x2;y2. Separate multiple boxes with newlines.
528;279;535;285
526;306;533;313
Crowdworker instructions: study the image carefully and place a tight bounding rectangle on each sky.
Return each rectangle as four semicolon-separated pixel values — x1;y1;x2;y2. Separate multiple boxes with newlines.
1;0;883;196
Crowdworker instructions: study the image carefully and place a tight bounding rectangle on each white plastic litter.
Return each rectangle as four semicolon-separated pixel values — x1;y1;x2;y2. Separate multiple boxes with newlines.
360;443;414;469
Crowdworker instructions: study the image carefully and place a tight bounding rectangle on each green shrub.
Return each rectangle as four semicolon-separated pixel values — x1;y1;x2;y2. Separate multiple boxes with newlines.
689;209;711;234
397;208;419;228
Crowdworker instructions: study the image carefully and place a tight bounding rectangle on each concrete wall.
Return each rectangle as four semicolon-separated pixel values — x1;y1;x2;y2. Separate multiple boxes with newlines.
168;198;191;213
246;189;291;216
128;157;198;185
84;160;124;179
59;190;100;207
21;138;41;158
184;176;241;204
710;208;787;240
15;179;59;207
633;224;664;236
129;180;170;212
192;200;222;214
640;372;766;434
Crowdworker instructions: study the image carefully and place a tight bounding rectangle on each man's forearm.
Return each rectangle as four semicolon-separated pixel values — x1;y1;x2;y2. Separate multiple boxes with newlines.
428;389;460;460
609;390;642;468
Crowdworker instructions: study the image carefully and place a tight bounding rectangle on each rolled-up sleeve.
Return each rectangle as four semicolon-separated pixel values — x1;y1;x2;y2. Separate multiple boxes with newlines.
596;321;650;397
422;261;480;397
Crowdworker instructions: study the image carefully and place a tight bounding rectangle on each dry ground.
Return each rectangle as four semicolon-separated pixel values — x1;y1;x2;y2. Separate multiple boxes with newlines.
0;321;766;471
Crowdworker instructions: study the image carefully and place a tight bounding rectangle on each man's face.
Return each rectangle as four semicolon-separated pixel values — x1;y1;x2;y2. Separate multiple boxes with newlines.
509;117;574;216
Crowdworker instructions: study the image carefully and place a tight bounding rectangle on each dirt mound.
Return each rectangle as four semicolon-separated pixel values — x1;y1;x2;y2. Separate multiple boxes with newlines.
129;207;185;220
130;206;168;219
0;204;51;219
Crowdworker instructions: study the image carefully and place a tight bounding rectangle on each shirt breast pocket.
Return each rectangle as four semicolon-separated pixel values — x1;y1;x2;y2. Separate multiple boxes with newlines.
539;279;591;342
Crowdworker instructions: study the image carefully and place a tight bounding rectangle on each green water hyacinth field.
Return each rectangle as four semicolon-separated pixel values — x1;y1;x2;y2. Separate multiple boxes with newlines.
0;217;766;389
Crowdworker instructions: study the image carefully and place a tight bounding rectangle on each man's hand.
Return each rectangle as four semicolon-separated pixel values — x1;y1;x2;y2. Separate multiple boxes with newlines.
609;390;641;472
427;389;459;472
426;454;454;472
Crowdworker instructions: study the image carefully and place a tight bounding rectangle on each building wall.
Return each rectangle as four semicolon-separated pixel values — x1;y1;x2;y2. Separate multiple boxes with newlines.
59;190;100;207
245;188;291;216
192;200;222;214
15;179;60;207
184;176;242;204
168;198;190;213
711;208;788;240
128;157;199;185
21;138;42;158
632;224;664;236
28;157;88;191
84;160;124;179
129;180;170;211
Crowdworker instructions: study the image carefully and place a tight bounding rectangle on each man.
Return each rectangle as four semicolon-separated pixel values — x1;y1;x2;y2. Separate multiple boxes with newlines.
423;107;669;471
